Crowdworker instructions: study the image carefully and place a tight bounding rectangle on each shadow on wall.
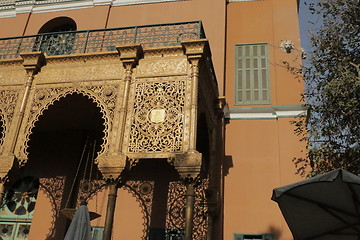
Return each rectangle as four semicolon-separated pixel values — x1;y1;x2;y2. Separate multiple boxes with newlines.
223;155;233;177
267;225;283;240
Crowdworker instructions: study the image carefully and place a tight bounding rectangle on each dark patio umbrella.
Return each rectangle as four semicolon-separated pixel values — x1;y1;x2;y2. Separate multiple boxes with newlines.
272;169;360;240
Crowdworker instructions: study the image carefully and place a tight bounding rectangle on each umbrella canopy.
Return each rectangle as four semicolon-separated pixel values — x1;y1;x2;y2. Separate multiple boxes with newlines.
63;205;92;240
272;169;360;240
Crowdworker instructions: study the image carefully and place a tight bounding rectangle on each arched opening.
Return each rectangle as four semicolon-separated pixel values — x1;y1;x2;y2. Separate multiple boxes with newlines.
17;93;105;240
38;17;77;34
36;17;77;56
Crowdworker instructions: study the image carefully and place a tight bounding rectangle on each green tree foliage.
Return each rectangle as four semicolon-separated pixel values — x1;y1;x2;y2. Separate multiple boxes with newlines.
294;0;360;176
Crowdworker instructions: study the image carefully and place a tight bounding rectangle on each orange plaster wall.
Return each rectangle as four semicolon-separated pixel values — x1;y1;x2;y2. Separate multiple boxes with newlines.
224;118;305;240
28;188;54;240
29;186;144;240
0;13;30;37
225;0;303;108
88;187;144;239
23;5;111;35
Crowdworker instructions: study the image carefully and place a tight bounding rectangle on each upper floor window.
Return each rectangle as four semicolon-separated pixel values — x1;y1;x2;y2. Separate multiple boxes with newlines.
36;17;77;56
235;43;270;105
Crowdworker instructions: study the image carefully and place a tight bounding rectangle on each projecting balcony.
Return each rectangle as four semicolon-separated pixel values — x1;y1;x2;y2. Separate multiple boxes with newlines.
0;21;204;60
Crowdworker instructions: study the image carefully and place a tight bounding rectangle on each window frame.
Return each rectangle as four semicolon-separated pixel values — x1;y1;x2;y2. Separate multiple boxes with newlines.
234;233;275;240
234;43;271;105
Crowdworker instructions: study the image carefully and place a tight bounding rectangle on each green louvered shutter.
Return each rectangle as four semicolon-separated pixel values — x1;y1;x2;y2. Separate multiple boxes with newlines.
235;43;270;105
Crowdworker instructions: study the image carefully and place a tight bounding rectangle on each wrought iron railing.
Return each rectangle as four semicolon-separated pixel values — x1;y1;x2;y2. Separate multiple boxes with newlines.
0;21;204;60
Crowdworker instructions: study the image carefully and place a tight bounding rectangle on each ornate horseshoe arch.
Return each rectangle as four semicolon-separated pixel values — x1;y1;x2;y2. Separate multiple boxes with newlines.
16;84;120;166
123;181;154;240
0;111;5;153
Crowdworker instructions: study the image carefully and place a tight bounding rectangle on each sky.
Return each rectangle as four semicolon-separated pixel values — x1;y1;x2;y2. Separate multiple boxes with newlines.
298;0;322;54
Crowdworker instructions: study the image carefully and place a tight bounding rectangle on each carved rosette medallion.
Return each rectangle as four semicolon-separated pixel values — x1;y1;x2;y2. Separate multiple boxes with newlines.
126;80;186;154
16;84;120;165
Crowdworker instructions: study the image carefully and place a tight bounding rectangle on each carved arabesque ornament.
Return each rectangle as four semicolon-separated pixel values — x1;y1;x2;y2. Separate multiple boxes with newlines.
126;80;186;154
166;179;208;239
124;181;154;240
39;177;66;239
15;84;120;166
0;89;19;153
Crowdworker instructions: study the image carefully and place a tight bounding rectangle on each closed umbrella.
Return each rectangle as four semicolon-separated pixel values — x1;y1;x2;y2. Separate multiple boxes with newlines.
63;204;92;240
272;169;360;240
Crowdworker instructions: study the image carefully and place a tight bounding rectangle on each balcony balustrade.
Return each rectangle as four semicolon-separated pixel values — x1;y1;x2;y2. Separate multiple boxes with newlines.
0;21;204;60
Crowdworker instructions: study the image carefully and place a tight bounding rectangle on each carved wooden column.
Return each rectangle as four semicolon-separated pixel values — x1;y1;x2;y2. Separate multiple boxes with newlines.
102;182;118;240
184;180;196;240
99;45;142;240
97;44;142;180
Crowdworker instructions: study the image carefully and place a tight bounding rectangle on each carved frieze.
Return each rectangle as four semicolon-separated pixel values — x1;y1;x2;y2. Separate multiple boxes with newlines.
35;54;123;84
0;61;27;85
136;58;188;77
15;82;122;166
124;79;187;156
143;47;184;59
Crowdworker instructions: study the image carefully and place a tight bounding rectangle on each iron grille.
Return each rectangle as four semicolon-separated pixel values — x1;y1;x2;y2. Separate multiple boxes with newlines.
0;21;204;60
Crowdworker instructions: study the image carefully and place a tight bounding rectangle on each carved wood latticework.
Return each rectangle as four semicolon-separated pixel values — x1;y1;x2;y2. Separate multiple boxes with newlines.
124;181;154;240
0;89;19;153
39;177;66;239
127;80;186;154
166;179;209;239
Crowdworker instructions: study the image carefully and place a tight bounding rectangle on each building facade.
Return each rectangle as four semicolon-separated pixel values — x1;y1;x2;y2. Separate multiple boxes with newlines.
0;0;305;239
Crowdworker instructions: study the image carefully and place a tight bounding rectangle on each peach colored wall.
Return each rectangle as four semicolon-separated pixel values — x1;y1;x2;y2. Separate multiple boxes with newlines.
0;0;226;92
225;0;303;108
22;6;111;35
88;187;144;239
224;118;305;240
29;186;144;240
224;0;305;239
0;13;30;37
28;188;53;240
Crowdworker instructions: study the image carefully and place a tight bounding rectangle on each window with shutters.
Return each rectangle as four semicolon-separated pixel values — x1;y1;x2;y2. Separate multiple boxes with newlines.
90;226;104;240
235;43;270;105
234;233;274;240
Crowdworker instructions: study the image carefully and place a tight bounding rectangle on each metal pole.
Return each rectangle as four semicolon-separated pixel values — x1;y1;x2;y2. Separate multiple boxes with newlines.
102;183;118;240
184;182;195;240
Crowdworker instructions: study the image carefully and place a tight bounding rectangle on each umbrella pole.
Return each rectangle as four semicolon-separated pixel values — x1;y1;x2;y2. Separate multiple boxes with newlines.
102;182;118;240
184;182;195;240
